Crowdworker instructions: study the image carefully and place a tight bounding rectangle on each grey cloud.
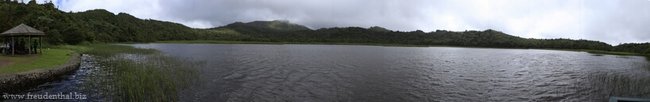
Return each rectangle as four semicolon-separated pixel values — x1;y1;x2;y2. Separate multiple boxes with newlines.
583;0;650;44
159;0;435;30
53;0;650;44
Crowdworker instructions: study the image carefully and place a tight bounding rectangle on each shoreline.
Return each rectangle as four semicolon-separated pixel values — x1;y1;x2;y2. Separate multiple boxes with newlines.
156;40;649;57
0;53;81;94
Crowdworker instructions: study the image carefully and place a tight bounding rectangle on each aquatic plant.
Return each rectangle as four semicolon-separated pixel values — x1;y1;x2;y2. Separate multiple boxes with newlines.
83;44;199;101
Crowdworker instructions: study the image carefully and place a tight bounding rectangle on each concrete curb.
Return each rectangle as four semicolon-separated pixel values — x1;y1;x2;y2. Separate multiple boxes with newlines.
0;53;81;93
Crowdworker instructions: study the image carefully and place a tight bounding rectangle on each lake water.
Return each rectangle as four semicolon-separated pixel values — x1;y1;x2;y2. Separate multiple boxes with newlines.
127;43;650;101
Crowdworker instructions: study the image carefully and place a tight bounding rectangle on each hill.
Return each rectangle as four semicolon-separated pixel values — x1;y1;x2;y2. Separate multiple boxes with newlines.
0;1;204;44
218;20;310;32
0;1;648;55
212;24;613;51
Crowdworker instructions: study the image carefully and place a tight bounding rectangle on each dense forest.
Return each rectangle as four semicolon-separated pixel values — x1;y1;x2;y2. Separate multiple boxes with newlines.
1;1;648;55
0;0;205;44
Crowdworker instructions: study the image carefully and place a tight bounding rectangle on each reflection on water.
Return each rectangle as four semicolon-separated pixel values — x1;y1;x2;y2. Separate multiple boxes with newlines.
129;44;650;101
17;44;650;101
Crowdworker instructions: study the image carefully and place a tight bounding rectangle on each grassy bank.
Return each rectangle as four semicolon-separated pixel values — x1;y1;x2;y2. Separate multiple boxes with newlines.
0;44;198;101
81;44;198;101
0;49;75;74
578;50;642;56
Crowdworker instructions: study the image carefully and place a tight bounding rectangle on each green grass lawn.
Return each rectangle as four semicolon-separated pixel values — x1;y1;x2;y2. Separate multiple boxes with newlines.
0;49;75;74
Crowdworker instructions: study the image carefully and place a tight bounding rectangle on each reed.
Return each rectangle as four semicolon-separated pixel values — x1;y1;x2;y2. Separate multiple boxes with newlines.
83;44;199;101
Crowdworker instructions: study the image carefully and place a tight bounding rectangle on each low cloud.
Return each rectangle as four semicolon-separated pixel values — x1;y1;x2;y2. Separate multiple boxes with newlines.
48;0;650;44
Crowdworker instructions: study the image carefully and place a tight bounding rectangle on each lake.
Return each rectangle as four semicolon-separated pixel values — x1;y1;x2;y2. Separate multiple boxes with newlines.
128;43;649;101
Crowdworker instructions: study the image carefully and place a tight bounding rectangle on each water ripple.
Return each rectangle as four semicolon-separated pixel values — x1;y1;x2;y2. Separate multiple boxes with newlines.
127;44;650;101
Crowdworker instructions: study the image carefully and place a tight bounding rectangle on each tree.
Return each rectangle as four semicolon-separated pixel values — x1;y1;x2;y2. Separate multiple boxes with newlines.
1;2;648;55
27;0;35;5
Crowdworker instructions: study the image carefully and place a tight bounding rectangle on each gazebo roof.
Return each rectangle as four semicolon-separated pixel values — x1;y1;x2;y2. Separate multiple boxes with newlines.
1;24;45;36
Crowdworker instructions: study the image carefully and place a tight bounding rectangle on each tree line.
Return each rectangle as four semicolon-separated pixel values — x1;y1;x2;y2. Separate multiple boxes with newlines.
1;1;648;55
1;1;205;44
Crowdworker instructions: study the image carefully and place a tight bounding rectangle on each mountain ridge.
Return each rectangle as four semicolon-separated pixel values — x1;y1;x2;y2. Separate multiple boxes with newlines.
0;1;648;55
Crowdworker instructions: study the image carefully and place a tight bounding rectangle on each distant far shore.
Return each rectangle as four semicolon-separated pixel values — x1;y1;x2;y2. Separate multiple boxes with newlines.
156;40;648;57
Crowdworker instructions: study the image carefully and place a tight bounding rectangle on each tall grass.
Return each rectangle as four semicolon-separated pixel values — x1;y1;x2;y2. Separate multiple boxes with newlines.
83;44;199;101
588;72;650;100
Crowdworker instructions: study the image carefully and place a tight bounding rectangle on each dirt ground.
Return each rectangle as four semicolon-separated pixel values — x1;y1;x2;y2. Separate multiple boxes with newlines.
0;59;14;68
0;55;38;68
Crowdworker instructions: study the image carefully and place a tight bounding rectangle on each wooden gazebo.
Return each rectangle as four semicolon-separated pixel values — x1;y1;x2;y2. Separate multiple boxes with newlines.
1;24;44;55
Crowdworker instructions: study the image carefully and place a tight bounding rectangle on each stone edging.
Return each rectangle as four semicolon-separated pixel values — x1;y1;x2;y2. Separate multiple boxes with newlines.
0;53;81;93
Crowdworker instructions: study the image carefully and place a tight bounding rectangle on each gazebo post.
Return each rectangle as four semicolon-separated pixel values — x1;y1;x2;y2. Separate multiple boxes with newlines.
27;36;31;54
11;37;14;55
2;24;46;55
40;37;43;54
38;37;41;54
31;36;34;54
2;37;4;55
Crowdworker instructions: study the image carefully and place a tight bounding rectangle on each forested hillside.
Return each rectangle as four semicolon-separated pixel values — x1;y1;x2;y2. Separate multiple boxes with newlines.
0;1;204;44
213;22;613;50
613;43;650;55
0;1;648;55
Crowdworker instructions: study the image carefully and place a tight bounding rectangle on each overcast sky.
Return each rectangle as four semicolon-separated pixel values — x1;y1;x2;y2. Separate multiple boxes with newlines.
43;0;650;45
